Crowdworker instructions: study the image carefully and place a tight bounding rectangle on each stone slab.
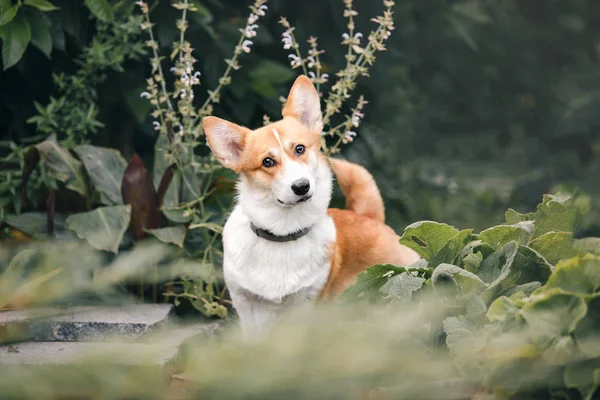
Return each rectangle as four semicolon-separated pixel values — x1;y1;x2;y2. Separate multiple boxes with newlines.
0;322;220;368
0;304;175;342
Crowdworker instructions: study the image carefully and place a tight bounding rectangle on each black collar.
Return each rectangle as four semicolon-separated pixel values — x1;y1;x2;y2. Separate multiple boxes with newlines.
250;222;311;242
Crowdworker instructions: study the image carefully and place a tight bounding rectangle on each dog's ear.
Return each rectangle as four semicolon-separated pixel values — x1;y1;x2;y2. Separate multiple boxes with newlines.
203;116;249;172
282;75;323;133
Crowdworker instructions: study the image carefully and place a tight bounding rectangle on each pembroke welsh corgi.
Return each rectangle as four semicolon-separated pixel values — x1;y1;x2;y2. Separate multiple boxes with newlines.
203;75;420;335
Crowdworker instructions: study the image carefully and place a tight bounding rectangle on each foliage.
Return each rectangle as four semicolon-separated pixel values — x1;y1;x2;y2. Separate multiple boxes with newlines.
0;0;58;70
339;193;600;398
0;0;398;318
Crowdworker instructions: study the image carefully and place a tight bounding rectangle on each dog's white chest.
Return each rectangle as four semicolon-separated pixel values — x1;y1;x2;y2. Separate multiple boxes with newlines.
222;206;335;303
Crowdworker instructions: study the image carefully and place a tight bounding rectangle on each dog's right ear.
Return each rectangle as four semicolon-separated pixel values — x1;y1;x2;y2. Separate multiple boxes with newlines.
203;116;249;172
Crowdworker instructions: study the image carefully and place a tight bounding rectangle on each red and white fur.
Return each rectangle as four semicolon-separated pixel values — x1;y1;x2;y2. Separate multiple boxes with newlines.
203;76;419;335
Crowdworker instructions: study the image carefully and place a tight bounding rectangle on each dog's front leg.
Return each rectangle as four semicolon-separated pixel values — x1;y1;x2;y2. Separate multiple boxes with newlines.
229;286;285;338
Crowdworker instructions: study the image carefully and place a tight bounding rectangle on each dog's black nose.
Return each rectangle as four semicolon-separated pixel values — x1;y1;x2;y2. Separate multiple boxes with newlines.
291;178;310;196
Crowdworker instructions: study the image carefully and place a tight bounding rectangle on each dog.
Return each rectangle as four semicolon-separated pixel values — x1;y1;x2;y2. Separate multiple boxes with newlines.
202;75;420;335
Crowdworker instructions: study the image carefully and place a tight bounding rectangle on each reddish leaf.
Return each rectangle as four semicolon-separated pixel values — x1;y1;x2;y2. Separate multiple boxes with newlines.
156;164;175;207
121;153;160;241
21;146;40;209
166;121;174;144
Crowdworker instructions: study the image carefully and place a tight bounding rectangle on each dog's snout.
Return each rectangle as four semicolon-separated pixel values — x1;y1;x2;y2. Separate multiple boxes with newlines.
291;178;310;196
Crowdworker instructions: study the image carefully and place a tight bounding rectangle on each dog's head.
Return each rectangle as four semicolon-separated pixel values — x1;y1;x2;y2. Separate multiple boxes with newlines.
203;76;331;232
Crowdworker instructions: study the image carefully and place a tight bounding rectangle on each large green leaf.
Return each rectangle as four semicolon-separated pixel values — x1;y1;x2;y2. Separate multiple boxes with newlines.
487;296;520;323
4;212;72;239
84;0;113;22
431;263;487;295
429;229;474;268
145;226;187;248
477;241;519;285
478;221;534;249
443;316;483;379
574;296;600;358
73;144;127;205
29;11;52;57
379;271;425;303
502;245;553;291
543;255;600;296
66;205;131;253
478;241;520;303
506;194;577;240
0;13;31;70
338;263;409;303
24;0;58;11
0;4;18;26
529;231;575;265
399;221;461;261
564;359;600;400
520;290;587;343
35;136;89;198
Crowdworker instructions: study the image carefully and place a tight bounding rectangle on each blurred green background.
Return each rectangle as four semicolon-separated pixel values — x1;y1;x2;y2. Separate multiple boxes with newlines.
2;0;600;234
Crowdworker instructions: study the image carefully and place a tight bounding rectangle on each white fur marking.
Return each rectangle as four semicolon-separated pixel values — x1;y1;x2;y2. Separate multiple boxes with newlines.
272;129;289;160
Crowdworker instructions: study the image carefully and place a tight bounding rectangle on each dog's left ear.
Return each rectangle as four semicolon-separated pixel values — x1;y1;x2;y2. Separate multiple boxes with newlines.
203;116;249;172
282;75;323;134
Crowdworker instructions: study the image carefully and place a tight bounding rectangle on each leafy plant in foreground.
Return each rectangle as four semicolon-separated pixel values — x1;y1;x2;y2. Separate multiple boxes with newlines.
340;193;600;399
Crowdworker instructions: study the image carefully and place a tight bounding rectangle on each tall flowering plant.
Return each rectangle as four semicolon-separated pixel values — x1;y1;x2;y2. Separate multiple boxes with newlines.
278;0;396;155
133;0;268;317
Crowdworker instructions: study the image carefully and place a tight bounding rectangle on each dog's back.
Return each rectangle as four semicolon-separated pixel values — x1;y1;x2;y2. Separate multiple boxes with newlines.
320;158;420;299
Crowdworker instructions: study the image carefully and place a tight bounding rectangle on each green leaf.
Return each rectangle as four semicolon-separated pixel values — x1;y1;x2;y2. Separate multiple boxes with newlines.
66;205;131;253
573;238;600;256
478;221;534;249
462;291;487;325
529;231;575;265
145;226;187;248
478;241;520;285
487;296;520;323
4;212;72;239
338;264;407;303
0;4;18;26
29;11;52;57
73;144;127;205
443;316;483;379
431;263;487;295
1;14;31;70
462;251;483;273
429;229;474;268
543;254;600;296
564;359;600;400
574;296;600;358
506;194;578;240
520;290;587;343
84;0;113;22
35;136;89;198
23;0;58;11
509;245;553;287
478;241;520;303
379;271;425;303
399;221;461;261
499;281;542;299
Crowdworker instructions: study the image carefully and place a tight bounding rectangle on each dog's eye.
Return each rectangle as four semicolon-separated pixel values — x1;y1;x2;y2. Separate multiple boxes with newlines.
262;157;276;168
295;144;306;155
